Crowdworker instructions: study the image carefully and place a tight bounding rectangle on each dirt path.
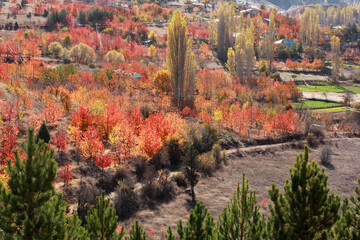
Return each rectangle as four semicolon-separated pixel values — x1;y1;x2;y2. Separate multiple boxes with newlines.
302;91;360;103
119;137;360;239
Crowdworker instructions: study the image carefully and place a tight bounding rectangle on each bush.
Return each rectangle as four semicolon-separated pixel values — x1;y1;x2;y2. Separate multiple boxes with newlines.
211;144;223;165
191;124;218;154
170;171;187;188
320;145;333;166
307;132;322;148
114;165;133;182
166;138;183;169
114;181;139;220
142;173;175;201
76;181;100;223
199;152;216;175
133;157;147;182
270;72;282;81
353;102;360;110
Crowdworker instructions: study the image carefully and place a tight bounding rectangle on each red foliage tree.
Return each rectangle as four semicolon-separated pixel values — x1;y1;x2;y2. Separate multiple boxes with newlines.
57;161;72;186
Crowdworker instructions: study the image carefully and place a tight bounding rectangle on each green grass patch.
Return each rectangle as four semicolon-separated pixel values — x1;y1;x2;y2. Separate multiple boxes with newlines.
344;64;360;68
344;86;360;93
292;100;342;109
297;85;344;93
316;107;352;112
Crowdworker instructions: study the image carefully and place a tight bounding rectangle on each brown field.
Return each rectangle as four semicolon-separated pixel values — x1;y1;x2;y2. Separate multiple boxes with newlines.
117;137;360;239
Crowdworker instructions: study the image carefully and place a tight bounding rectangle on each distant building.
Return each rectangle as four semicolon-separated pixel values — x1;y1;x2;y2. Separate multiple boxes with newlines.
274;39;297;48
240;9;258;17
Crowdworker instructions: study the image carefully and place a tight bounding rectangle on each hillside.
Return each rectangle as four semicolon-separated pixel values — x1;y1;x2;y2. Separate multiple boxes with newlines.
267;0;343;9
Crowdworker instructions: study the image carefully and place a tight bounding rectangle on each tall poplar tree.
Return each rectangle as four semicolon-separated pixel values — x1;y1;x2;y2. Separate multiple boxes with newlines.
167;9;188;107
331;36;342;82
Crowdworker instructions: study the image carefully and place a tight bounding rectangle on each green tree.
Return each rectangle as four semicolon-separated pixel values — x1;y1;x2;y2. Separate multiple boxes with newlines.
85;191;124;240
0;128;59;239
216;174;267;240
182;144;200;203
333;179;360;239
125;220;146;240
177;202;214;239
48;41;64;59
36;122;50;143
268;145;340;240
166;9;188;107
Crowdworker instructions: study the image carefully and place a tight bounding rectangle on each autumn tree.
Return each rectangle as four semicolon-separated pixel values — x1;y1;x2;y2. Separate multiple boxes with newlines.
261;12;275;72
70;43;95;64
217;2;235;62
331;36;342;82
226;47;236;78
153;69;171;94
105;50;124;63
166;9;188;106
184;39;197;101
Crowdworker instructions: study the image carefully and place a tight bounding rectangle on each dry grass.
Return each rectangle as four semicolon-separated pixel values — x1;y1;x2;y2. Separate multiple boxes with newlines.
118;138;360;239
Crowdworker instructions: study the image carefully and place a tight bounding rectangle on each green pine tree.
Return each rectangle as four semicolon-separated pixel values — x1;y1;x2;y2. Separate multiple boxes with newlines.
165;226;176;240
36;122;51;143
268;145;340;240
0;127;59;239
177;202;214;240
125;220;146;240
85;191;123;240
216;173;267;240
182;144;200;203
333;178;360;239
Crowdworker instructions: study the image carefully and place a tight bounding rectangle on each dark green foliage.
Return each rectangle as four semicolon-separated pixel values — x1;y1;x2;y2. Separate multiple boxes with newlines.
268;145;340;240
190;124;218;154
14;22;19;30
85;191;121;240
0;127;58;239
216;174;267;240
56;64;79;84
125;220;146;240
182;144;200;203
165;226;176;240
333;179;360;239
36;122;50;143
87;8;114;26
166;138;183;169
78;9;87;25
47;9;69;27
177;202;215;239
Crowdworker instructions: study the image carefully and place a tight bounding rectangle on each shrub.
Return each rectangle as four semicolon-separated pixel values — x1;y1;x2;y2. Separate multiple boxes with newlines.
270;72;281;81
199;152;216;175
353;102;360;110
114;181;139;219
170;171;187;188
76;181;100;222
166;138;183;169
114;165;133;182
36;122;50;143
191;124;218;154
48;41;63;58
307;133;319;148
133;157;147;182
320;145;333;166
211;144;222;165
105;50;124;63
141;172;175;201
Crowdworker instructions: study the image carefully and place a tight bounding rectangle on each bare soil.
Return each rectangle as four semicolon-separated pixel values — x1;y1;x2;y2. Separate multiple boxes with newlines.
118;138;360;239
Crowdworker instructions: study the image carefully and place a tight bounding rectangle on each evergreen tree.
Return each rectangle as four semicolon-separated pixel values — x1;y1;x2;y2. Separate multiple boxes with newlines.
14;22;19;30
0;127;59;239
182;144;200;203
85;191;123;240
36;122;50;143
165;226;176;240
216;174;267;240
177;202;214;239
268;145;340;240
333;179;360;239
166;9;188;107
125;220;146;240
